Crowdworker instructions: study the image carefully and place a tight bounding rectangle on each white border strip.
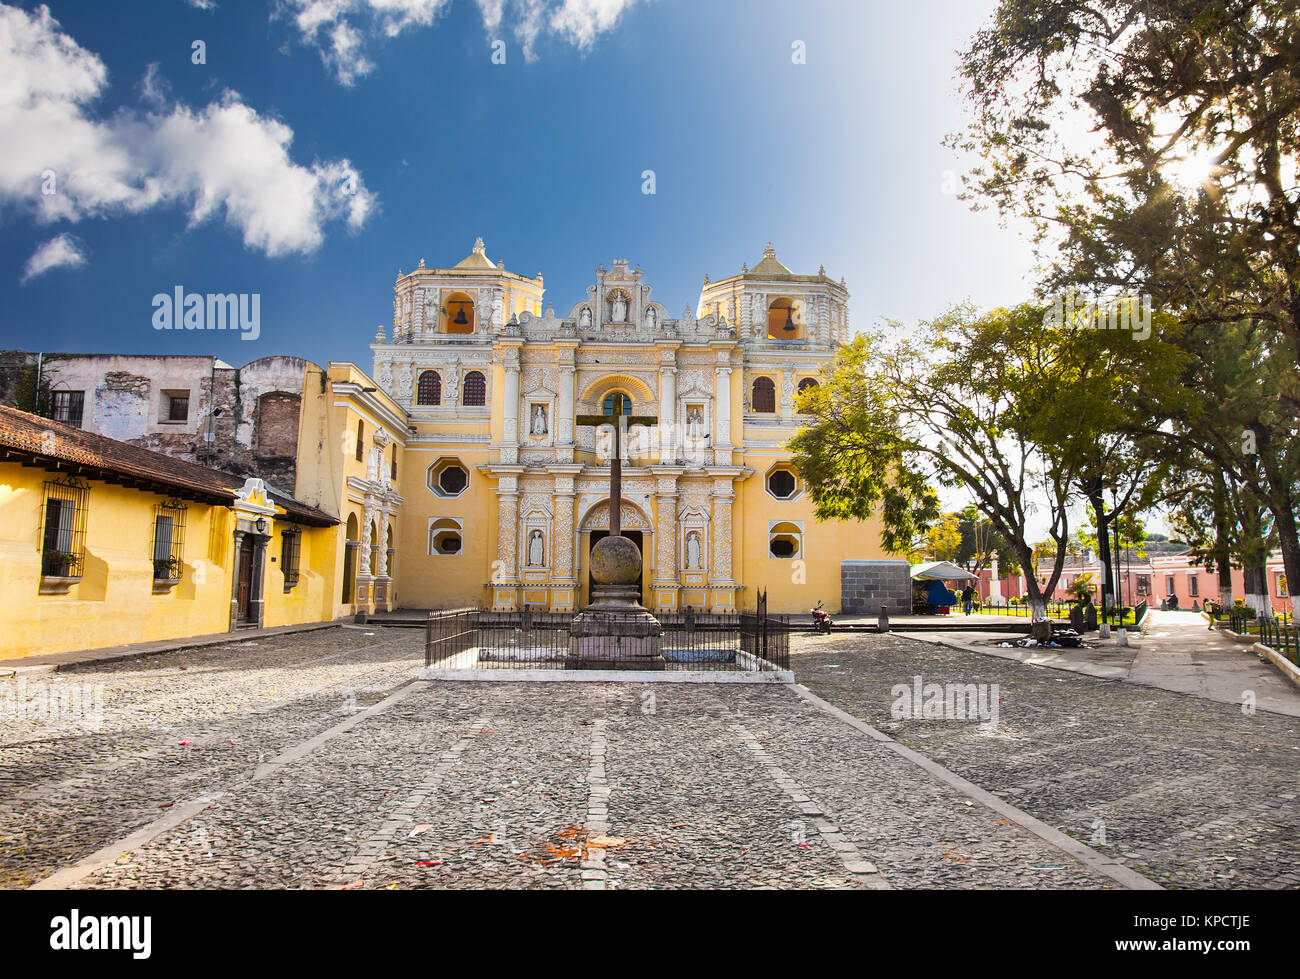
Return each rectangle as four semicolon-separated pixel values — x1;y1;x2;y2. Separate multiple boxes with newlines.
418;667;794;683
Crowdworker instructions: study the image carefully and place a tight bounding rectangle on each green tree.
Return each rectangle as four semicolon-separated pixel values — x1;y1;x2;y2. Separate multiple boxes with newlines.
792;306;1084;638
950;0;1300;617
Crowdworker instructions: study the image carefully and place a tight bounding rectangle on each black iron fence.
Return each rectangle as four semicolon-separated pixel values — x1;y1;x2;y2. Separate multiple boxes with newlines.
973;600;1075;619
425;607;790;672
1257;619;1300;665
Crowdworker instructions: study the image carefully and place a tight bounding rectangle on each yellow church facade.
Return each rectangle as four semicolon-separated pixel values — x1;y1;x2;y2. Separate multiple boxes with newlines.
0;240;903;660
366;240;896;616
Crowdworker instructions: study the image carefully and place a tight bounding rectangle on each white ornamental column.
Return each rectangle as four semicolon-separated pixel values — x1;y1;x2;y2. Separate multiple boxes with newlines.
989;552;1003;600
502;346;521;463
714;365;733;464
659;363;677;463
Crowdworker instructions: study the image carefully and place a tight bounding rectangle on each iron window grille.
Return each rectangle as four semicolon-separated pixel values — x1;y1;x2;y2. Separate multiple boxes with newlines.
281;528;302;590
167;394;189;421
40;476;89;578
752;377;776;413
51;391;85;427
462;371;486;406
152;499;187;581
417;371;442;405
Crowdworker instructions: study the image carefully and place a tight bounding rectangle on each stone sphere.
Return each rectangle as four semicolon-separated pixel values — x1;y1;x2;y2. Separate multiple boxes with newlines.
590;535;642;585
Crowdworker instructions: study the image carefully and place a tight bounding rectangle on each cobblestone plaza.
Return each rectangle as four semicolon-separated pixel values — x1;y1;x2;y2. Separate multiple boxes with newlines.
3;626;1294;890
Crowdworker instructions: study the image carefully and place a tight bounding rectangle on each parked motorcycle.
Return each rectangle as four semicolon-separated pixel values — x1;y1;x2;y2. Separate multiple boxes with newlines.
811;600;834;634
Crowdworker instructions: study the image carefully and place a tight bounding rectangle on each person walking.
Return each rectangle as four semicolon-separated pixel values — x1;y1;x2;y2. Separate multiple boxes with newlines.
962;584;975;615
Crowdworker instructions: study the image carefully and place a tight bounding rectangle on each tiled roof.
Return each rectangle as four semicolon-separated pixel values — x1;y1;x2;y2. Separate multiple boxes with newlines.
0;405;336;526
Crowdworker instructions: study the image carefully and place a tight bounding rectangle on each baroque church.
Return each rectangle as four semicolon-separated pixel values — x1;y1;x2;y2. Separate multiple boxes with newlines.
368;239;895;615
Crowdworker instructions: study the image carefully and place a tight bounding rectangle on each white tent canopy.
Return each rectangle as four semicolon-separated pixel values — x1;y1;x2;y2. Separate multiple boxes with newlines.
910;561;978;582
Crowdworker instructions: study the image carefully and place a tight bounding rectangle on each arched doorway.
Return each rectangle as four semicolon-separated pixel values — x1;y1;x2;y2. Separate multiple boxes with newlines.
342;513;359;604
577;499;652;607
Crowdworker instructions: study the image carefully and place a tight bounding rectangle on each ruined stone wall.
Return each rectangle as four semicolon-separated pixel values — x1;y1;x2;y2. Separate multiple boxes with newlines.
0;352;314;494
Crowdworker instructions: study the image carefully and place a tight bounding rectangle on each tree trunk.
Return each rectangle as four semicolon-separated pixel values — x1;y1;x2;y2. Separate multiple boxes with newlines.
1212;472;1234;608
1269;485;1300;621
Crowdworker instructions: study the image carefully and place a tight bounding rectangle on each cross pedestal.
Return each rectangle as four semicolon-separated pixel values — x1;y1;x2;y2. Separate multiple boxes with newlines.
568;414;664;668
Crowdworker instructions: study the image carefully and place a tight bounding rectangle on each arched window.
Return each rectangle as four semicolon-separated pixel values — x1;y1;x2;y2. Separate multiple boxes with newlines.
752;377;776;413
463;371;486;406
767;297;801;339
445;293;474;334
797;377;819;395
416;371;441;405
603;392;632;417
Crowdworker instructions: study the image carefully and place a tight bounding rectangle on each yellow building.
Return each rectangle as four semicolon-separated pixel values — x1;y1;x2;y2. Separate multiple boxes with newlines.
0;240;910;659
0;404;338;660
362;240;903;616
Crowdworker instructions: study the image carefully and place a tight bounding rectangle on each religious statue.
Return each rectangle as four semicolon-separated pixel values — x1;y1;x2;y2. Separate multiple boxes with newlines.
528;529;545;566
686;531;702;569
645;305;657;332
687;406;704;437
579;305;592;329
531;404;547;435
611;292;627;323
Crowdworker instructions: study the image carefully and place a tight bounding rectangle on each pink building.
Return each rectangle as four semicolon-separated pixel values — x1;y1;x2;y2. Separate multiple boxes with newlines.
1035;550;1291;615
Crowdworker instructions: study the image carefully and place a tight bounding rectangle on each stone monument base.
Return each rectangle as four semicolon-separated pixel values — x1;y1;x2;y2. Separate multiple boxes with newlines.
567;583;665;669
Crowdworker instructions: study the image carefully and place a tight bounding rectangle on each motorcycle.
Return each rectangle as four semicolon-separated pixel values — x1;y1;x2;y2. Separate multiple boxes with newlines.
811;600;834;634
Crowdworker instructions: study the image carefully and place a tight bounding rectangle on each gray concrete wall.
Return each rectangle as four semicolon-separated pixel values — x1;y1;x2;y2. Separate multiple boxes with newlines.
841;559;912;615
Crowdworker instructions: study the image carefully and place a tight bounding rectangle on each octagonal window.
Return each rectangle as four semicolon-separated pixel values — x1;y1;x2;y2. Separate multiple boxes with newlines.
765;463;801;501
428;458;469;498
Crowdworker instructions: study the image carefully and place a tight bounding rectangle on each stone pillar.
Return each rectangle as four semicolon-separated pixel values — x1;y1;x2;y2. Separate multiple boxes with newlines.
659;364;677;463
493;482;520;611
503;365;520;445
652;474;680;611
376;510;390;576
358;509;375;576
558;362;575;451
710;480;736;612
714;366;733;465
989;552;1002;600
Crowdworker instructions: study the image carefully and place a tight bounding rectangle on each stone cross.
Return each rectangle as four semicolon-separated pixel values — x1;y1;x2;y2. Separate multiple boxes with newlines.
574;413;657;538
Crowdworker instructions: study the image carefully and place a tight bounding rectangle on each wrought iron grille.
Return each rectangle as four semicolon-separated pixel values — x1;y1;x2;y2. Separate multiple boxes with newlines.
40;476;89;578
426;607;791;672
281;528;302;590
152;499;187;580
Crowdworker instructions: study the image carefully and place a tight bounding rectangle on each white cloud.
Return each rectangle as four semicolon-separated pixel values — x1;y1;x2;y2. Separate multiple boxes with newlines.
0;3;375;257
185;0;218;10
21;233;85;283
278;0;638;82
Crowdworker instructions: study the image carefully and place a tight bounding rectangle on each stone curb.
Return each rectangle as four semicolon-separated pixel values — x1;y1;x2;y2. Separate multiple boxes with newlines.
418;667;795;683
787;682;1163;891
1253;642;1300;691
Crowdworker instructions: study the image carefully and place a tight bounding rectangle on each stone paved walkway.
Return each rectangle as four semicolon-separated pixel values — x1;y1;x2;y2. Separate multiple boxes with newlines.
794;631;1300;889
905;610;1300;716
1;629;1126;890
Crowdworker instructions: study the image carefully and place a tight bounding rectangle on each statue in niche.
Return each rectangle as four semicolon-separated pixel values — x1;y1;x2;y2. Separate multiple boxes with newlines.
687;405;704;437
611;292;627;323
531;404;547;436
579;306;593;329
527;529;545;567
645;305;657;332
686;531;702;569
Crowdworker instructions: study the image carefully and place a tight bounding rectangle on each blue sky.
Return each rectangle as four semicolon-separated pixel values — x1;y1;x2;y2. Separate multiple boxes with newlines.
0;0;1037;370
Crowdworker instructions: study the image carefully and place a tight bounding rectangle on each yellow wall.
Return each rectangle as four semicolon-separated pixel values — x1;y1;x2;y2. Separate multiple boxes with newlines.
0;468;232;659
0;463;344;660
262;520;340;629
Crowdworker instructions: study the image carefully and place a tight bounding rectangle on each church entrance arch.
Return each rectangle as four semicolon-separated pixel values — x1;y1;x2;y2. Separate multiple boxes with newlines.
577;499;652;608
